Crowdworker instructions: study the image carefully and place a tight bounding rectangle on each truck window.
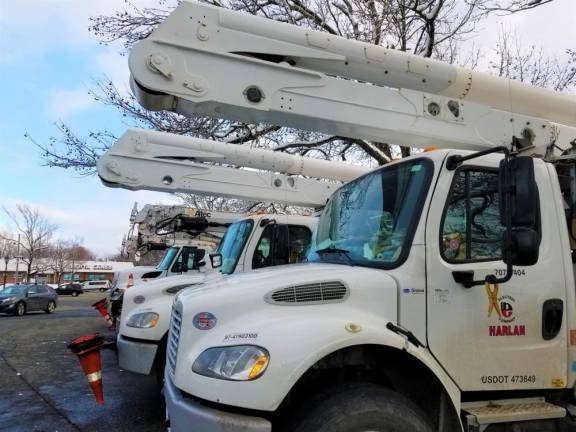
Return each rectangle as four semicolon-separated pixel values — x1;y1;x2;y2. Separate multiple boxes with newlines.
252;225;312;269
309;159;433;268
288;226;312;263
441;168;505;262
171;247;200;273
157;247;179;271
217;219;255;275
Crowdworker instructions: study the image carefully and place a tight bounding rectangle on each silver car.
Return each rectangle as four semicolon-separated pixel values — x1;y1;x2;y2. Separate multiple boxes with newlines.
0;284;58;316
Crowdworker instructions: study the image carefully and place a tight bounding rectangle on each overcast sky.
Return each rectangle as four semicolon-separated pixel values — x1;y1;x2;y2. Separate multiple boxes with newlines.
0;0;574;257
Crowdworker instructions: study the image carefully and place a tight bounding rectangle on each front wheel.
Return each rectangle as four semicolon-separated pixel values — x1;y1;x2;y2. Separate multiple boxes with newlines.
286;383;434;432
45;301;56;314
14;302;26;317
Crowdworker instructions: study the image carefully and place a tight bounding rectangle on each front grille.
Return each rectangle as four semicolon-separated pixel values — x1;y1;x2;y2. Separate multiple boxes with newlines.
264;281;349;305
167;304;182;376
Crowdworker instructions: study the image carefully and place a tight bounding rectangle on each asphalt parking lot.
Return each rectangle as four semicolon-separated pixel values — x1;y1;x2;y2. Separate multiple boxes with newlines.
0;292;164;432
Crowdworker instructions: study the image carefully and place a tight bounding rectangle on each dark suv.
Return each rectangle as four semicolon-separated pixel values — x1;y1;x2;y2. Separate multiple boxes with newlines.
56;283;84;297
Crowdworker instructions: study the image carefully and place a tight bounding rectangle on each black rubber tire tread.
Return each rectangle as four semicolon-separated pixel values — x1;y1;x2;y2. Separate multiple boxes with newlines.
45;301;56;314
286;383;435;432
14;302;26;317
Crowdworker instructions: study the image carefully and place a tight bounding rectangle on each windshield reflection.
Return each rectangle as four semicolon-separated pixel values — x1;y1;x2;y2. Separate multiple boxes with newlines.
309;159;433;268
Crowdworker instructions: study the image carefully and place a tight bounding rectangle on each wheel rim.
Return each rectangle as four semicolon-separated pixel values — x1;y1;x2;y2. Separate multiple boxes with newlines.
48;302;55;312
17;303;24;315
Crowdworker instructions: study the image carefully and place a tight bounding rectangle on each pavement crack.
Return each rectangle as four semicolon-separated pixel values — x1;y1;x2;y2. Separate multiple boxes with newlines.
0;351;83;432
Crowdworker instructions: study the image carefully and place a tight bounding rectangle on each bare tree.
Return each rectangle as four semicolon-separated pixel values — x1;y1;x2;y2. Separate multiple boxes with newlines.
47;240;70;285
3;205;58;282
31;0;565;200
489;27;575;91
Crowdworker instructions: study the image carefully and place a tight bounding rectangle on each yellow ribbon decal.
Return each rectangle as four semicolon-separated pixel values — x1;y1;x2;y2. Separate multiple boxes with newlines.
485;282;501;318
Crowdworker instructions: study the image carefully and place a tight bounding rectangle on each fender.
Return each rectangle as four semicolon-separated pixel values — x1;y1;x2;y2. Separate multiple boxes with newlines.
175;309;461;415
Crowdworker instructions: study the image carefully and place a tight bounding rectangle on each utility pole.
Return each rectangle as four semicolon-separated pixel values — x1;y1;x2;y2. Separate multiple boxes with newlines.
14;234;21;284
3;255;8;288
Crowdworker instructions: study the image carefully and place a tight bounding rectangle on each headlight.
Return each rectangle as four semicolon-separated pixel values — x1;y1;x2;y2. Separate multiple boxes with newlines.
1;297;16;303
126;312;159;328
192;345;269;381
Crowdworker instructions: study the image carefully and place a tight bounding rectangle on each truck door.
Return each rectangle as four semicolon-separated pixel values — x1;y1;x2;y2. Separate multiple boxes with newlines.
425;156;567;391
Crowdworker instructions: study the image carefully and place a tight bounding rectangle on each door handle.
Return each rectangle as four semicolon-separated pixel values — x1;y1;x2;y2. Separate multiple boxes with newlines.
542;299;563;341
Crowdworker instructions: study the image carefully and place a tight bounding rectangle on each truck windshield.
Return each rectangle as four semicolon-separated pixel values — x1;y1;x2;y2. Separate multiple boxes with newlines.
309;159;433;269
217;219;255;275
157;247;179;271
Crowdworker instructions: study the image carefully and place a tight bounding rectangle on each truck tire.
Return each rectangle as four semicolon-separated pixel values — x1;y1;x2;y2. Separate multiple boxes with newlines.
286;383;434;432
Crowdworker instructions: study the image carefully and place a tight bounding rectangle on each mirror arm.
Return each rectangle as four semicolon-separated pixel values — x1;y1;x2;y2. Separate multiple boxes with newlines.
446;146;509;171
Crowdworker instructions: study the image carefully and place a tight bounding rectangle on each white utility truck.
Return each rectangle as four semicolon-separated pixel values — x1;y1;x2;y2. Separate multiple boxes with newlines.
100;128;367;378
117;212;316;377
123;2;575;431
107;203;236;322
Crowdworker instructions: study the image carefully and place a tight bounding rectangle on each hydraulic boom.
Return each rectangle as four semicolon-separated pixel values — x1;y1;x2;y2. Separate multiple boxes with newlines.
129;1;575;157
98;128;369;208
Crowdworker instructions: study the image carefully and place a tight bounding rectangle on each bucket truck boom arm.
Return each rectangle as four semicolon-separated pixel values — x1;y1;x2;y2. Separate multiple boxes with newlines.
128;1;575;158
98;128;370;208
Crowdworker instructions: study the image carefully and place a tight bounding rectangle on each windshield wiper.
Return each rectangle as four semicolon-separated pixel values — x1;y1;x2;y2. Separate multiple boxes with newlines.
315;246;353;264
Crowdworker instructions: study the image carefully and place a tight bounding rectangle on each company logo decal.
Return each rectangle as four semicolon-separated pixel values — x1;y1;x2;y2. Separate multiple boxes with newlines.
485;283;525;336
193;312;218;330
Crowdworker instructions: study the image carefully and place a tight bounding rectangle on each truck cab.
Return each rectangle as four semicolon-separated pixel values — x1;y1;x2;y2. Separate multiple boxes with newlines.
164;150;575;432
117;213;316;377
108;244;209;321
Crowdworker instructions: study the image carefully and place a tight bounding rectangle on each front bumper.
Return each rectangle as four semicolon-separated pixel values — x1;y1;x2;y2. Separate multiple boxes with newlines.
0;302;15;313
164;370;272;432
117;334;159;375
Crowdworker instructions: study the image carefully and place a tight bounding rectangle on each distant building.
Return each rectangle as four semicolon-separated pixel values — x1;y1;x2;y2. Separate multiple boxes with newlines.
1;259;134;285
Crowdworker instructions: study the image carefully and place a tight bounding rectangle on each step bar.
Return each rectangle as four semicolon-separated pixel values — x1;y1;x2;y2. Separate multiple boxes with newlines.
462;397;566;432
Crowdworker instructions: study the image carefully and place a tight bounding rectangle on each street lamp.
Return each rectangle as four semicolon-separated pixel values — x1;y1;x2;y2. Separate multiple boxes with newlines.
3;255;8;289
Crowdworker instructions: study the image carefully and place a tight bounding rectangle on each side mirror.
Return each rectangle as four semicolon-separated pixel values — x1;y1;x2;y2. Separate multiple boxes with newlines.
500;156;540;267
210;253;222;269
500;156;538;227
506;227;540;266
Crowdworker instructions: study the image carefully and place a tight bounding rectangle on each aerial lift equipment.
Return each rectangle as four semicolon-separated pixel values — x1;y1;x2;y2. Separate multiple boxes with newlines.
106;2;576;431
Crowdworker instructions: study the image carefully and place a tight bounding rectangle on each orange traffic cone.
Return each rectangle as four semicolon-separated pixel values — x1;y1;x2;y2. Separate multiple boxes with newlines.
91;298;113;327
126;273;134;289
68;334;107;405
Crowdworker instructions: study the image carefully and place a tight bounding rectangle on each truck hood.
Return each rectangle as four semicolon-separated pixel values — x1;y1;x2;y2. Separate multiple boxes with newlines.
172;263;400;407
176;262;398;324
180;263;385;298
122;273;207;320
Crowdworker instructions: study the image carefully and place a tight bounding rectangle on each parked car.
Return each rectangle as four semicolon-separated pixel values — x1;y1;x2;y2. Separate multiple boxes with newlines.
56;283;84;297
0;284;58;316
81;280;110;292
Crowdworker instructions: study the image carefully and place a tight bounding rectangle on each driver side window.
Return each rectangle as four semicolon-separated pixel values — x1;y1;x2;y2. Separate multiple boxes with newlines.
171;248;197;273
441;168;505;262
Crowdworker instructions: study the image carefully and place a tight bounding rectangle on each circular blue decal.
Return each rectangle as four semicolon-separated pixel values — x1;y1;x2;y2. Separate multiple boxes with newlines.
193;312;218;330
